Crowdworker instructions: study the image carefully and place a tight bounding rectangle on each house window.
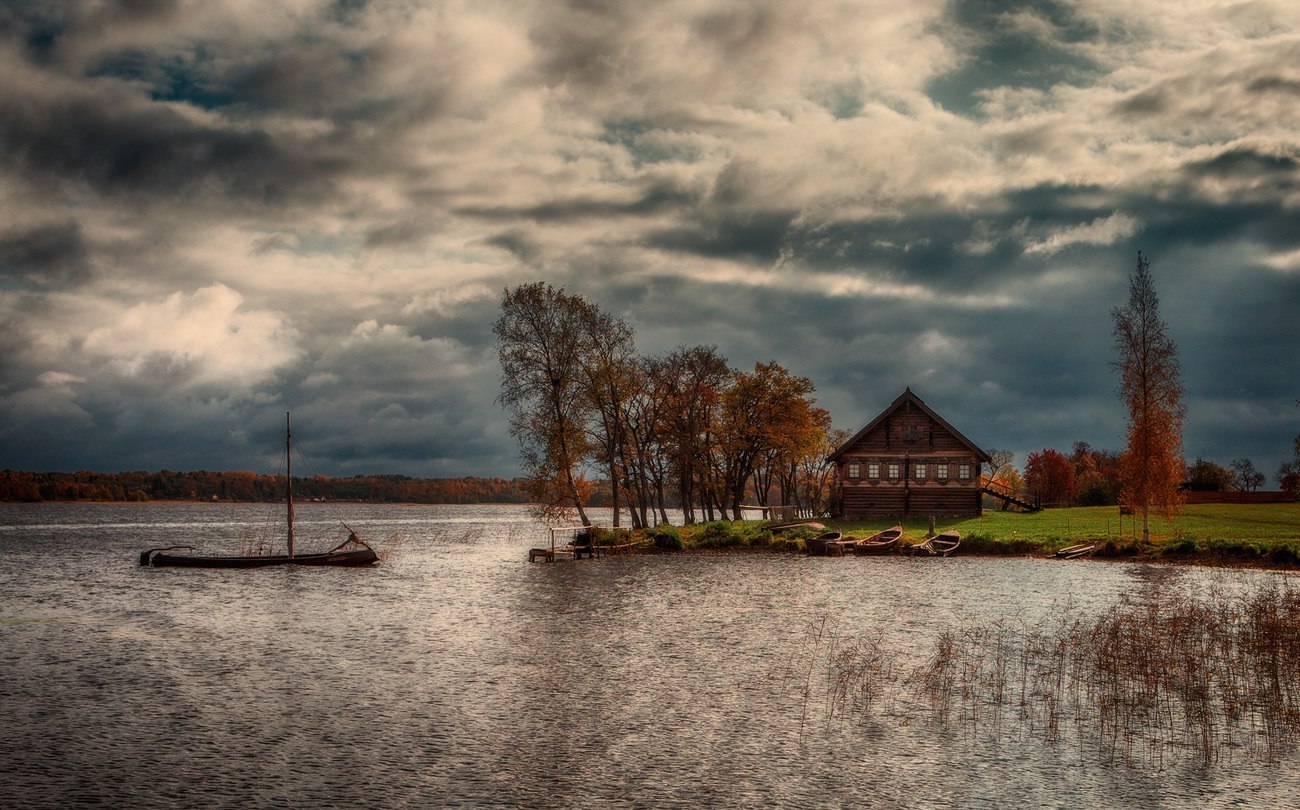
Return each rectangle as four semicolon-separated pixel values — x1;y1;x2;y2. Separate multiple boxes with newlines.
915;463;926;480
888;463;900;480
937;464;949;481
959;464;971;480
868;462;880;479
848;462;860;479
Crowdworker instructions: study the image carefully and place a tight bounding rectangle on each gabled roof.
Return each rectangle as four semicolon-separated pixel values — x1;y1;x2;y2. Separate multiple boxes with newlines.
827;387;991;463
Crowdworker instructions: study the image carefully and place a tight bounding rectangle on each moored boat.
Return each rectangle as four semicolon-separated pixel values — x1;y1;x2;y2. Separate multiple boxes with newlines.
139;414;379;569
902;531;960;557
805;531;844;556
928;531;960;556
852;524;903;555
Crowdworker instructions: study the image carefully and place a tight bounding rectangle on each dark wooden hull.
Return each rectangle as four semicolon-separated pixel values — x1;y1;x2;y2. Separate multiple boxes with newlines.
928;533;960;556
805;531;843;556
142;547;379;568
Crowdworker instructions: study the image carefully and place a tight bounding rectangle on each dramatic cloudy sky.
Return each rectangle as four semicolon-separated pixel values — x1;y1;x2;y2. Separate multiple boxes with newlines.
1;0;1297;479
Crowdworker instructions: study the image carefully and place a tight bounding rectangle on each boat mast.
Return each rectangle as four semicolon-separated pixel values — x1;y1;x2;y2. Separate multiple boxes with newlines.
286;412;294;559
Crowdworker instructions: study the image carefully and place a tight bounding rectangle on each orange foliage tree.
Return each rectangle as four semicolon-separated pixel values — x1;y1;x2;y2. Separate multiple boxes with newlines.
1111;251;1186;542
1024;448;1077;507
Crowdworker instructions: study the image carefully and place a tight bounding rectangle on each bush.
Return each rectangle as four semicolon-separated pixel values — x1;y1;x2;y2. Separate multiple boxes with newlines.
1096;538;1142;558
695;521;743;548
648;526;683;551
1202;537;1263;559
1269;545;1297;565
1157;536;1198;557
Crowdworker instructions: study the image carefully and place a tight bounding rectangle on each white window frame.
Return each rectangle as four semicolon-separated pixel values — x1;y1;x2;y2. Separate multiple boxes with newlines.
937;463;949;481
848;462;860;479
868;462;880;479
959;463;971;481
914;463;926;480
888;463;900;480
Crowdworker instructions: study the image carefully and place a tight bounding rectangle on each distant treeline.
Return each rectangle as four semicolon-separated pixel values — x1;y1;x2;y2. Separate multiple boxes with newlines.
0;469;537;504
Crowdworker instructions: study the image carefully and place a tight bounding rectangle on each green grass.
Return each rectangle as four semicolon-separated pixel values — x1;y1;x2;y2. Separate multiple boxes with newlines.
638;503;1300;564
830;503;1300;561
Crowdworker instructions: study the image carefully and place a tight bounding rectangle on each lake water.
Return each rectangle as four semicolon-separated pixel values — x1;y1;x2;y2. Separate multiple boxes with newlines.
1;502;1297;808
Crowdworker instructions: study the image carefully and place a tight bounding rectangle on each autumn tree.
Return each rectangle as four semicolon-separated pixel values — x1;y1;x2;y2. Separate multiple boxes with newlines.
717;362;819;519
1278;432;1300;500
1024;448;1077;507
494;283;597;525
575;303;639;527
624;354;678;526
656;345;730;524
794;425;849;517
1070;441;1122;506
1112;251;1186;542
1185;458;1234;491
985;448;1025;493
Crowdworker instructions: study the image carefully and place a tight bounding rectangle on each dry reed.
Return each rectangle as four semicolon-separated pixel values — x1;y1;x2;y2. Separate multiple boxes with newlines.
788;579;1300;768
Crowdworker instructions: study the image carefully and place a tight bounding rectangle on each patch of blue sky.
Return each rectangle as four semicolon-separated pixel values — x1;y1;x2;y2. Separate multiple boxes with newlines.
90;49;235;110
923;0;1108;117
599;120;703;168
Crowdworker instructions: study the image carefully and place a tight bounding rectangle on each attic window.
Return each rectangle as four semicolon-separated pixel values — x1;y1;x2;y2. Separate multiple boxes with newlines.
901;425;919;442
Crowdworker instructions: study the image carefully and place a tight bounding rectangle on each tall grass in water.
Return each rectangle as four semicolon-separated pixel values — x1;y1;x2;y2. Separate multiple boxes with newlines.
789;580;1300;768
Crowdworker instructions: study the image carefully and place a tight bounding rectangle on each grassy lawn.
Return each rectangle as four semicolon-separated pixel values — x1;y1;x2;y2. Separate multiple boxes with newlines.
634;502;1300;565
826;502;1300;562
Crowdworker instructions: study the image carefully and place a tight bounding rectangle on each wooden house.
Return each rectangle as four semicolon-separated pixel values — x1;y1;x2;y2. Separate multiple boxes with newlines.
828;388;991;519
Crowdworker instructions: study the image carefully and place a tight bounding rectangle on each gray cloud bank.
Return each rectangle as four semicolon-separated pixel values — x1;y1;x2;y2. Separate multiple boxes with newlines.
0;0;1297;478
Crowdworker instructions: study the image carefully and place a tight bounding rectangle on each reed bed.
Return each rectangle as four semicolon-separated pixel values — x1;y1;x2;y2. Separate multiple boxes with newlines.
788;580;1300;768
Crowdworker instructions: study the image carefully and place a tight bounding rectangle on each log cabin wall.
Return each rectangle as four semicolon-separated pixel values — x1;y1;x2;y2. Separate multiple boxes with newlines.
830;389;990;519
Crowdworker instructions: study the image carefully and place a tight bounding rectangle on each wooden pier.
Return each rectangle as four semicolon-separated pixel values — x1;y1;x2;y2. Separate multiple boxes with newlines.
528;525;642;562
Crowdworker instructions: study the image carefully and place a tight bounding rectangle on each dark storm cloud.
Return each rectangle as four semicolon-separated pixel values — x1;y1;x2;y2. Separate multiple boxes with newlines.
643;209;798;264
1185;147;1300;184
0;222;91;287
0;85;342;205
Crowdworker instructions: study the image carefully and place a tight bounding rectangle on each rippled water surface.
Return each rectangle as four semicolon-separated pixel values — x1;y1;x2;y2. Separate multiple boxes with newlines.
1;502;1297;808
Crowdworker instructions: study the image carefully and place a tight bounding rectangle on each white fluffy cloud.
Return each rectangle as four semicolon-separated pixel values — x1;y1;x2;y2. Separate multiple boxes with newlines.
81;284;302;388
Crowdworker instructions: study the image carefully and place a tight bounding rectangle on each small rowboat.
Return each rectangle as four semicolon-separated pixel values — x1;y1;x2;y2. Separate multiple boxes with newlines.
902;531;961;557
1051;542;1097;560
805;531;844;556
853;524;903;555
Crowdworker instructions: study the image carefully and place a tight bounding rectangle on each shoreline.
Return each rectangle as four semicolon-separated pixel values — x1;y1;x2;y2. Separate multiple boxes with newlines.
629;543;1300;572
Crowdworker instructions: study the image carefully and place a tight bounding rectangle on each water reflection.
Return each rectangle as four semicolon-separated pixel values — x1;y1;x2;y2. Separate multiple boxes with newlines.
0;503;1297;808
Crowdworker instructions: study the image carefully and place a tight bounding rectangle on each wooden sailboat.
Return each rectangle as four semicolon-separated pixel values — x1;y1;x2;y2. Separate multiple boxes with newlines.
140;414;379;568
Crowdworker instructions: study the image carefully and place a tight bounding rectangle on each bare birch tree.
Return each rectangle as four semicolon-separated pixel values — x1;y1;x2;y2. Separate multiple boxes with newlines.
1111;251;1186;542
